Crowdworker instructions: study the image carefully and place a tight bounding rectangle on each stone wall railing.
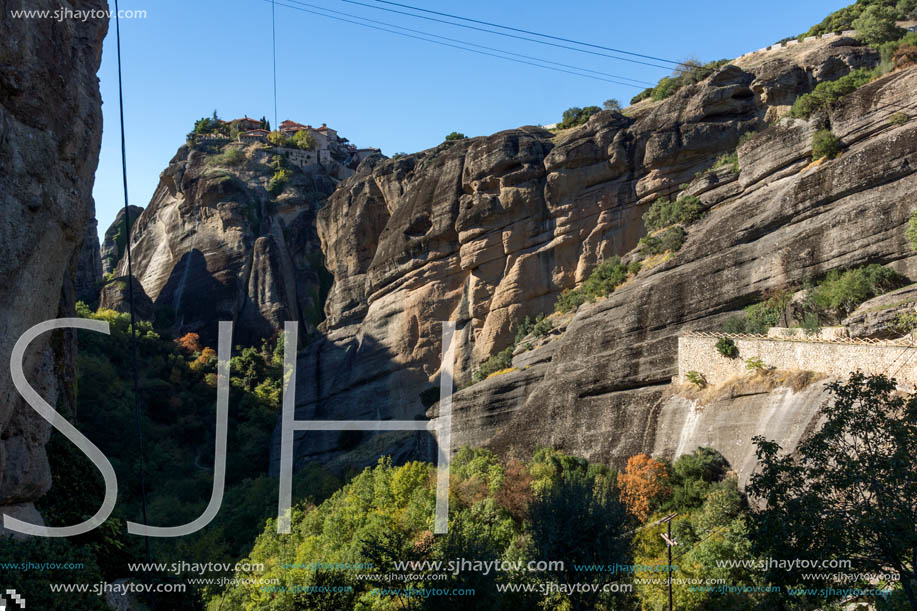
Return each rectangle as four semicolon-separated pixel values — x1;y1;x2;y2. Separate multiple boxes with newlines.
677;333;917;387
736;30;857;61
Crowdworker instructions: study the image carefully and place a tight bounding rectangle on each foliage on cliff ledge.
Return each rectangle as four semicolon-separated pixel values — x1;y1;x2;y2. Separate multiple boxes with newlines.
557;105;602;128
554;256;640;313
643;195;703;233
471;313;554;383
799;0;915;41
630;59;730;105
790;68;878;118
723;264;906;333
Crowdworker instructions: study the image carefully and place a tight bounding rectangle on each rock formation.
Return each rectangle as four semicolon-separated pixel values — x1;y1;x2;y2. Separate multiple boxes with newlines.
103;143;340;347
100;204;143;277
433;63;917;476
0;1;108;527
281;37;916;474
76;218;103;307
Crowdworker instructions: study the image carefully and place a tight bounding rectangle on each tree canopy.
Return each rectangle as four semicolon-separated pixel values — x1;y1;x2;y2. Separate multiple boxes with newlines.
749;373;917;608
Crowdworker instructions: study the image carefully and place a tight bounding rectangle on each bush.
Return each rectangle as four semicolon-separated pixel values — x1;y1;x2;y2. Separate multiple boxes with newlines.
472;347;514;383
445;131;467;141
555;287;588;313
267;168;291;195
554;256;636;313
810;264;906;317
642;195;703;232
790;68;877;119
630;59;730;105
890;112;910;126
558;106;602;129
721;315;747;334
879;31;917;71
514;312;553;344
800;0;914;40
811;129;842;160
686;370;707;389
745;357;769;372
712;151;739;174
715;337;739;359
907;210;917;251
639;225;685;255
852;4;905;45
742;301;784;334
293;130;316;150
205;147;245;167
603;98;622;112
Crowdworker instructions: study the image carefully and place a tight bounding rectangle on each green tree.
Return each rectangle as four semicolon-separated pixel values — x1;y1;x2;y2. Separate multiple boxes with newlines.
528;449;633;610
749;373;917;608
559;105;602;128
853;4;906;45
266;130;287;146
603;98;622;112
445;131;467;141
811;129;842;160
293;129;316;150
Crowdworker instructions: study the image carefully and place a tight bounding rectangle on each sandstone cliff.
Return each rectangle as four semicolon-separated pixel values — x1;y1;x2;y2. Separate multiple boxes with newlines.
0;1;107;525
100;204;143;277
433;62;917;474
103;143;340;346
283;37;915;472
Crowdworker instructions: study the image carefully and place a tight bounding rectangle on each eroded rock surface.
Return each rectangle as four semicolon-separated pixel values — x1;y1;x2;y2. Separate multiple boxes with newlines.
104;144;337;346
295;43;916;472
0;1;107;515
281;39;910;472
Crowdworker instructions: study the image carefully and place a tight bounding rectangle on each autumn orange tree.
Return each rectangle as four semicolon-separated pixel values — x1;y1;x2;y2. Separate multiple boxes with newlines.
175;331;201;354
618;453;671;521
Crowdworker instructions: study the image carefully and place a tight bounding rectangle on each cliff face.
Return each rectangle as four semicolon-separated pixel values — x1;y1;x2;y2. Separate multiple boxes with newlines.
100;204;143;277
103;144;339;346
433;64;917;471
0;2;107;520
76;218;103;306
277;37;897;469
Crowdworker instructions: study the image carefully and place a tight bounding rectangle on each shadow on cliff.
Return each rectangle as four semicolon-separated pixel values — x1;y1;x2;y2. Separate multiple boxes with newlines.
270;330;443;477
155;248;247;347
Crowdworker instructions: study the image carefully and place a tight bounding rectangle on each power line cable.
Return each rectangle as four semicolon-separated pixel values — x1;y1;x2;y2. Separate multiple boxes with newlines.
284;0;653;85
272;0;279;129
112;0;154;604
265;0;648;86
372;0;689;66
336;0;679;72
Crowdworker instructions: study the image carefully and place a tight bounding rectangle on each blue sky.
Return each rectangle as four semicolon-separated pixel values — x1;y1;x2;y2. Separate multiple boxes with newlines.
93;0;849;238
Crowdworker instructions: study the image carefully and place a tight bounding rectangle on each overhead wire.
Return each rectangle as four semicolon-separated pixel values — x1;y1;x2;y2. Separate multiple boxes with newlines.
112;0;154;604
336;0;680;71
264;0;649;86
281;0;653;85
286;0;655;85
370;0;690;66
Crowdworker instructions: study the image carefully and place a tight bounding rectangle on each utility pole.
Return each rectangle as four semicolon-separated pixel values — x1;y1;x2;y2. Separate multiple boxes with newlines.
660;512;679;611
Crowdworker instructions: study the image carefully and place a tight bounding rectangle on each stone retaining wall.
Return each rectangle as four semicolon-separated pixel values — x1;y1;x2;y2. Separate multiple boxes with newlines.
677;333;917;386
736;30;857;60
